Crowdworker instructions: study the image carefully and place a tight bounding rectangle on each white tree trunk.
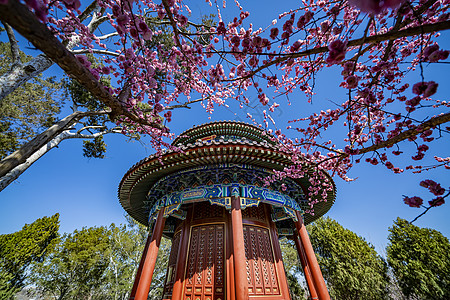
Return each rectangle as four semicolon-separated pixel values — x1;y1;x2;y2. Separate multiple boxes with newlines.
0;128;118;192
0;131;71;192
0;54;53;102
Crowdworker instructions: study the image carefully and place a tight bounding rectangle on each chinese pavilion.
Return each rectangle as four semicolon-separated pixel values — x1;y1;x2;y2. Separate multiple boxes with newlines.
119;121;336;300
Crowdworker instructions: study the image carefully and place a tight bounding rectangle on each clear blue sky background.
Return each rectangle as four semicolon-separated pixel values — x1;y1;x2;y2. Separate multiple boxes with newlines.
0;0;449;255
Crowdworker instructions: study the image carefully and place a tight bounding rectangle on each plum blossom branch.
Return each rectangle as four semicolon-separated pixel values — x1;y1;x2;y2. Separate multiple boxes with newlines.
355;112;450;155
0;0;162;129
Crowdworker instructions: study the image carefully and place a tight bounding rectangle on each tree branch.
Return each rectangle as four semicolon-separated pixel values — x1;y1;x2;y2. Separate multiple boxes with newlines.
71;49;120;56
0;1;109;103
161;0;182;49
77;0;99;23
97;32;119;40
0;110;110;178
0;0;161;130
0;127;120;192
356;112;450;155
221;20;450;82
2;21;21;65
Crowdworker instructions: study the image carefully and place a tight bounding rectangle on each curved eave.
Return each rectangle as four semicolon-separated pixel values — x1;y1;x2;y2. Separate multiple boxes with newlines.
119;140;336;226
172;120;276;146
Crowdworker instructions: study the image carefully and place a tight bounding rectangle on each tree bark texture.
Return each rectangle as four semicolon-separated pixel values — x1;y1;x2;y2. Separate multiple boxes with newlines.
0;54;53;103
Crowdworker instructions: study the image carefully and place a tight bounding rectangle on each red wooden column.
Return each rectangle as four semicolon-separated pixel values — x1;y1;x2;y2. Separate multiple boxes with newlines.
230;196;249;300
268;214;292;299
132;208;166;300
294;211;330;300
129;230;153;299
171;216;190;300
293;233;318;300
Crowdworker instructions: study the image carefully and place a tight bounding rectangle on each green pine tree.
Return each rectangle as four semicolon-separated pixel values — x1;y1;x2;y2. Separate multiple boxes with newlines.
0;214;60;298
307;217;389;300
387;218;450;300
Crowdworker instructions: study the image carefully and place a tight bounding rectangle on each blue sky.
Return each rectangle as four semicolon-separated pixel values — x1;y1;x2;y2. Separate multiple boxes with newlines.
0;0;449;255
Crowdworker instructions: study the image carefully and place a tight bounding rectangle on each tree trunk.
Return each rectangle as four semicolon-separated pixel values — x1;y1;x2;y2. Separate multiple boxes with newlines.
0;1;100;102
0;110;113;191
0;130;74;191
0;54;53;103
0;111;84;178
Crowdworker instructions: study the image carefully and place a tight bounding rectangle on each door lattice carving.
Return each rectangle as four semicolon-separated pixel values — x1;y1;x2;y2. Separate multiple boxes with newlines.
242;205;266;222
243;225;280;296
193;202;224;220
185;224;225;300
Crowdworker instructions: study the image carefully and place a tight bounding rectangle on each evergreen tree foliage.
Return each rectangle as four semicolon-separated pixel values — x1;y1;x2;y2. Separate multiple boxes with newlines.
0;214;60;298
308;217;389;300
387;218;450;300
0;41;63;160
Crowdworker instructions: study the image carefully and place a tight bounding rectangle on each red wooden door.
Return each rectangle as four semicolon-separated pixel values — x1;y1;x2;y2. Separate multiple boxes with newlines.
184;224;226;300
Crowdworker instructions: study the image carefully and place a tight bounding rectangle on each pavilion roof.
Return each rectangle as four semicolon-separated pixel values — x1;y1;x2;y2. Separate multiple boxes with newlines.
119;121;336;226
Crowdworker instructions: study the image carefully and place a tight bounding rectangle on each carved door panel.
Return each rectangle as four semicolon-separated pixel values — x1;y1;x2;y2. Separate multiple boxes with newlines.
243;225;281;296
184;224;225;300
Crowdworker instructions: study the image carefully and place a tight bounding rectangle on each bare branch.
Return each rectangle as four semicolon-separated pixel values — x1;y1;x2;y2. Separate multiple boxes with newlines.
165;97;207;110
161;0;182;49
97;32;119;40
71;49;120;57
0;126;121;192
0;110;111;178
2;22;21;65
78;0;100;23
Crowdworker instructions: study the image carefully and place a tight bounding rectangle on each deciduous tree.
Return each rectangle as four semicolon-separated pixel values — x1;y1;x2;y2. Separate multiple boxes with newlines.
279;238;307;300
30;226;111;300
0;38;63;160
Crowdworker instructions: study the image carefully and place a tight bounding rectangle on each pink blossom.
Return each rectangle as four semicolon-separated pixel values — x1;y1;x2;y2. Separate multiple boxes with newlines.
326;40;347;65
346;75;359;89
217;21;226;35
405;96;421;107
423;81;438;97
290;40;302;52
429;197;445;207
102;66;111;75
62;0;81;10
412;81;438;97
270;27;279;40
164;111;172;122
76;55;91;68
142;30;153;41
348;0;405;14
403;196;423;208
178;14;188;27
116;14;130;29
154;103;164;112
